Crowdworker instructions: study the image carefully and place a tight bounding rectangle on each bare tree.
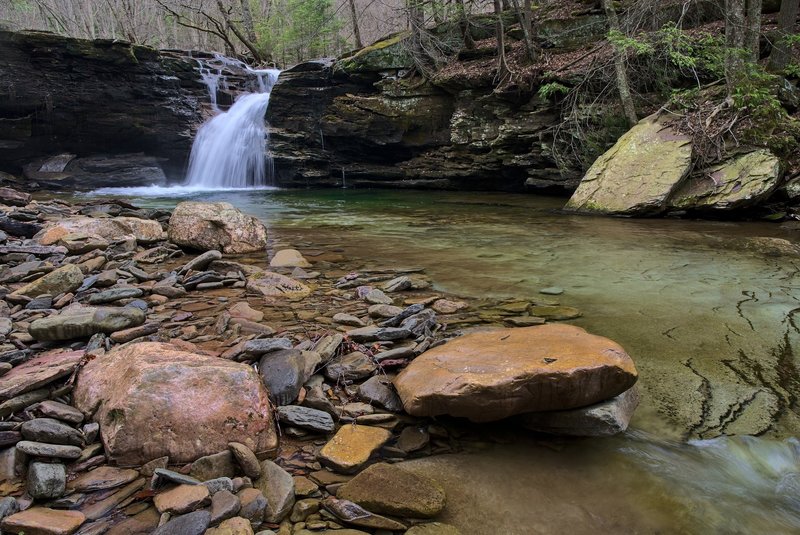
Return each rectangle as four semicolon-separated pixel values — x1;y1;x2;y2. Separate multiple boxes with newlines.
510;0;536;61
603;0;637;126
768;0;799;72
494;0;510;83
349;0;364;48
744;0;762;62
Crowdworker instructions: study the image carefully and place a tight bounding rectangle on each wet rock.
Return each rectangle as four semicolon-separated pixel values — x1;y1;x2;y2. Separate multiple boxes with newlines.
20;418;83;446
27;461;67;499
246;272;311;299
337;463;445;518
396;426;429;453
34;400;84;425
324;351;376;382
405;522;463;535
357;376;403;412
345;326;411;343
399;309;437;335
179;250;223;274
527;305;581;321
228;442;262;480
318;425;392;474
87;287;143;304
382;276;412;292
539;287;564;296
73;342;277;465
15;441;82;459
9;264;84;299
0;350;83;399
0;187;31;207
253;460;295;523
520;386;640;436
368;304;403;318
67;466;139;492
277;406;335;434
152;510;211;535
322;497;406;531
168;202;267;254
431;299;468;314
29;306;146;341
504;316;547;327
1;507;85;535
394;324;638;422
210;490;241;524
270;249;311;268
259;349;309;406
332;313;365;327
190;450;237;481
152;468;201;488
154;484;211;514
206;516;254;535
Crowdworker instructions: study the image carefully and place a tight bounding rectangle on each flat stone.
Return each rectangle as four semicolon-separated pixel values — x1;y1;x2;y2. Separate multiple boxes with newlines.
405;522;463;535
277;406;334;434
527;305;581;321
20;418;83;446
393;324;638;422
67;466;139;493
396;426;430;453
204;477;233;495
73;342;277;465
10;264;84;300
109;322;160;343
318;425;392;474
87;287;143;305
29;306;146;341
180;250;223;274
205;516;254;535
539;287;564;296
237;488;266;523
368;304;403;318
34;400;84;424
27;461;67;499
243;338;293;357
332;313;365;327
246;272;310;299
16;441;81;459
1;507;85;535
431;299;468;314
346;326;411;343
382;276;412;292
151;510;211;535
210;490;241;524
322;497;405;531
357;376;403;412
504;316;547;327
228;442;262;480
337;463;445;518
324;351;376;382
154;484;211;514
0;350;82;400
152;468;201;488
290;498;320;523
363;289;393;305
81;478;146;521
105;507;159;535
520;386;640;436
229;302;264;322
270;249;311;268
252;460;295;523
189;450;237;481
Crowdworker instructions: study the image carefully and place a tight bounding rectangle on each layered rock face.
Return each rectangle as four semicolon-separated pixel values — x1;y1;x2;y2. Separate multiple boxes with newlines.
0;30;205;182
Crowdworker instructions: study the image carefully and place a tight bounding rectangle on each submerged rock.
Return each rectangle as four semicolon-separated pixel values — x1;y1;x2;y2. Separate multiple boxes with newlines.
168;201;268;254
393;324;638;422
73;342;278;465
270;249;311;268
318;425;392;474
246;271;311;298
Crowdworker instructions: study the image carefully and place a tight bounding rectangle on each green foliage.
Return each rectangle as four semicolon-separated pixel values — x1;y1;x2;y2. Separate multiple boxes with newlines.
607;29;653;55
255;0;344;66
537;82;570;100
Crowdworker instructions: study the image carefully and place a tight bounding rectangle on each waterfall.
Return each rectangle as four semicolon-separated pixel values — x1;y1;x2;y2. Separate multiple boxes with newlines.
185;58;280;189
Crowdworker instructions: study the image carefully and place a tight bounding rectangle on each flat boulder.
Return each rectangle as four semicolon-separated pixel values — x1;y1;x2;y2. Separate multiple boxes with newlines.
29;306;145;341
393;324;638;422
73;342;278;466
38;216;165;246
10;264;84;299
565;114;692;215
168;202;267;254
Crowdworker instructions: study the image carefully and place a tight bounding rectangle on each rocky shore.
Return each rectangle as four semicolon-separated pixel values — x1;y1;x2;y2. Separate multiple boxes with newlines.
0;190;639;535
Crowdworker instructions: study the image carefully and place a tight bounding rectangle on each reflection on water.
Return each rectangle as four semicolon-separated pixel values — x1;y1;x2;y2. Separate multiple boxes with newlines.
74;187;800;533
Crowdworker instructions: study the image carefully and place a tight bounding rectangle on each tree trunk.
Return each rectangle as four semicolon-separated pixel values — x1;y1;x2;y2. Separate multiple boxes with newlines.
240;0;258;43
726;0;746;95
408;0;425;64
348;0;363;49
510;0;536;60
603;0;637;126
216;0;263;62
455;0;475;49
494;0;510;83
768;0;798;71
744;0;762;62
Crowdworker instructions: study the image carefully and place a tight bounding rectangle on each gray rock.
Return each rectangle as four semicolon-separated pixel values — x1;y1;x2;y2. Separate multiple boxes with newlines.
332;313;366;327
20;418;83;446
27;461;66;499
15;440;81;459
87;287;143;304
396;426;430;453
539;287;564;295
0;496;18;521
346;326;412;343
357;376;403;412
243;338;293;357
364;288;393;305
203;477;234;495
368;304;404;319
277;406;334;434
34;400;84;425
254;460;295;523
152;468;202;488
180;250;223;274
152;510;211;535
399;309;437;335
259;349;307;406
379;304;424;327
82;422;100;443
324;351;376;382
382;276;412;292
190;450;237;481
228;442;261;480
374;346;414;362
210;489;240;524
29;306;145;341
312;334;343;361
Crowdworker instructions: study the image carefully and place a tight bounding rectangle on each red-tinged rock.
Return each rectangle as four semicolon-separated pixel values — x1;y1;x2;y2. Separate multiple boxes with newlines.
0;350;83;400
1;507;85;535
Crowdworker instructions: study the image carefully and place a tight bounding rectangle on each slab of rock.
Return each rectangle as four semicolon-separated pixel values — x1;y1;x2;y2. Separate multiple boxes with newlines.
237;488;267;523
189;450;237;481
527;305;581;321
206;516;253;535
368;304;403;318
168;202;267;254
357;376;403;412
259;349;308;406
246;272;310;299
431;299;468;314
346;326;411;343
277;406;335;434
337;463;445;518
1;507;85;535
324;351;376;382
229;302;264;322
253;460;295;523
565;114;692;215
39;216;165;246
29;306;145;341
393;324;638;422
35;400;84;425
228;442;261;480
332;313;366;327
73;342;278;465
10;264;84;299
152;510;211;535
154;484;211;514
318;425;392;474
520;386;640;436
20;418;83;446
210;490;241;524
0;187;31;207
406;523;463;535
179;250;222;274
270;249;311;268
322;497;406;531
0;350;82;400
67;466;139;492
27;461;67;499
16;441;81;459
87;287;143;304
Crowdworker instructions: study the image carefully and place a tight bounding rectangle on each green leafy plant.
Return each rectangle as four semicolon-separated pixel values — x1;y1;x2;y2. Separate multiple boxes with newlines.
537;81;570;100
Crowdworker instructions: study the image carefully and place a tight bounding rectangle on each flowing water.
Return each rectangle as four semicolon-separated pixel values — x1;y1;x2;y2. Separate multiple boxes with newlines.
77;187;800;533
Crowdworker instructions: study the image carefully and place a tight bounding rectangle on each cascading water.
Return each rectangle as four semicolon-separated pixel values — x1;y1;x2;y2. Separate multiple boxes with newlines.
185;57;280;189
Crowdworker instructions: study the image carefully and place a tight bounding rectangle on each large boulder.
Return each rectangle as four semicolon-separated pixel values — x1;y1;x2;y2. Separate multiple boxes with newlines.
38;216;166;245
668;149;783;211
393;324;638;422
565;114;692;215
73;342;278;466
168;202;268;254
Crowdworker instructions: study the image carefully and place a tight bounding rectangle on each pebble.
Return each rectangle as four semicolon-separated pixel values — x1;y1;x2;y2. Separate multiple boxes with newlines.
357;376;403;412
364;289;393;305
331;313;365;327
210;490;241;524
324;351;377;382
16;440;82;459
277;406;335;434
229;442;262;480
27;461;66;499
253;460;295;523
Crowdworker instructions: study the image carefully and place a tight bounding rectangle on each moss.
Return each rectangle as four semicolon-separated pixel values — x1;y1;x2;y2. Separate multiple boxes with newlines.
335;31;413;74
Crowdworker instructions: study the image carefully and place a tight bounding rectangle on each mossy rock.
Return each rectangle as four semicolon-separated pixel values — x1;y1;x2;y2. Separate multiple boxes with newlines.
336;31;413;73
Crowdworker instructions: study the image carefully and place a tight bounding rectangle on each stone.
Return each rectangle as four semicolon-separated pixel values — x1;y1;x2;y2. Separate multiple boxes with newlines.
0;496;18;520
0;445;27;481
152;468;201;488
669;149;783;211
237;488;267;523
246;272;311;299
332;313;365;327
190;450;237;481
210;490;241;524
337;463;445;518
393;324;638;422
318;425;392;474
228;443;262;480
382;276;412;292
204;477;234;495
83;478;147;520
39;217;165;246
105;507;159;535
10;264;84;300
277;406;335;434
321;497;405;531
0;350;82;400
364;289;393;305
154;484;211;514
109;322;160;343
290;499;320;523
293;476;319;498
229;302;264;322
87;287;143;305
168;202;267;254
357;376;403;412
206;517;254;535
405;523;462;535
431;299;468;314
504;316;547;327
29;306;146;341
20;418;83;446
34;400;84;424
565;114;693;215
27;462;67;499
396;426;429;453
270;249;311;268
346;326;411;342
16;441;82;459
253;460;295;523
520;386;640;436
324;351;377;382
539;287;564;296
242;338;293;357
1;507;85;535
179;250;223;274
73;342;277;465
527;306;581;321
152;510;211;535
368;304;403;318
259;349;308;406
0;187;31;207
67;466;139;492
